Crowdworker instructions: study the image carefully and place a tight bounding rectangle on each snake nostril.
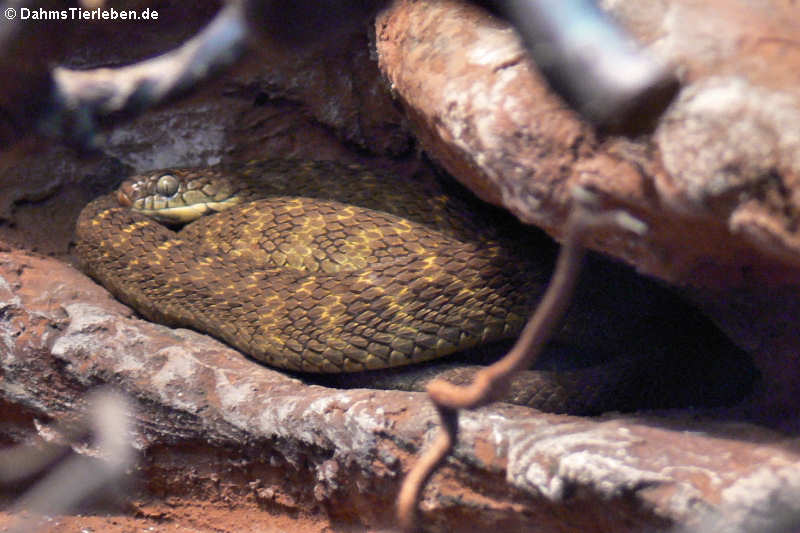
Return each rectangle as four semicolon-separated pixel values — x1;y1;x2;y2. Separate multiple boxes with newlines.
116;189;132;207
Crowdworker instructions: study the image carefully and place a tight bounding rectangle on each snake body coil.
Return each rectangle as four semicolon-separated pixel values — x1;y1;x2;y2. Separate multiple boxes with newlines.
75;160;547;373
74;159;758;413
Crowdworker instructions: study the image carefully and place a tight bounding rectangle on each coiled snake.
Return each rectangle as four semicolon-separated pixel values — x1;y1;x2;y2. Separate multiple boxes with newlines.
75;159;756;413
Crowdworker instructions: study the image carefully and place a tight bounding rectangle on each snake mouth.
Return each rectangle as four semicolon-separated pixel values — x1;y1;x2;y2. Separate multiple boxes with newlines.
133;196;243;224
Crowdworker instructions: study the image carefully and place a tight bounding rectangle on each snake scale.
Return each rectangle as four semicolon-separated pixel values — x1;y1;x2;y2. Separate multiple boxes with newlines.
74;159;757;413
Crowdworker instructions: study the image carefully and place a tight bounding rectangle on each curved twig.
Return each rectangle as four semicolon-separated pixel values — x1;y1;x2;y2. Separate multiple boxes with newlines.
396;190;647;532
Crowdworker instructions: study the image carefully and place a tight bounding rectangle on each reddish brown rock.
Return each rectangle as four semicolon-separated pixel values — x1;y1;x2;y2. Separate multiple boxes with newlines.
375;0;800;287
1;250;800;532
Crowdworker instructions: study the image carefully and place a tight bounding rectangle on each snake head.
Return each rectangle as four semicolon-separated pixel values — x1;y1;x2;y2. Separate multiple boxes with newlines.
116;168;243;225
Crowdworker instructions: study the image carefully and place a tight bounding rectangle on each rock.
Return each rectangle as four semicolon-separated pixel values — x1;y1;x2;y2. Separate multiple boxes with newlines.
1;250;799;531
375;0;800;286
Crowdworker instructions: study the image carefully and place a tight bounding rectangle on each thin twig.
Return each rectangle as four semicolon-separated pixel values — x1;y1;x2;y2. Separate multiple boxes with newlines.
396;404;457;533
396;190;647;532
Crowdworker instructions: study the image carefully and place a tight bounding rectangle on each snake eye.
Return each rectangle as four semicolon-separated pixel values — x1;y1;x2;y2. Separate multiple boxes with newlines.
155;174;179;197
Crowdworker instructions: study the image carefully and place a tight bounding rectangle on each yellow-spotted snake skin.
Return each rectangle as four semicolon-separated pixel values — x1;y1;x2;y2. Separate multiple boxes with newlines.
74;159;756;413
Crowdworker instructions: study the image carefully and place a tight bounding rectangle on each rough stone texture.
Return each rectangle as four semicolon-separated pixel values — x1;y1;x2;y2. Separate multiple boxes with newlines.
375;0;800;287
2;249;800;532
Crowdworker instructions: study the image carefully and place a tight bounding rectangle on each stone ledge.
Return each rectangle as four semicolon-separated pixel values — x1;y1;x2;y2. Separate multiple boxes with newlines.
2;250;799;532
